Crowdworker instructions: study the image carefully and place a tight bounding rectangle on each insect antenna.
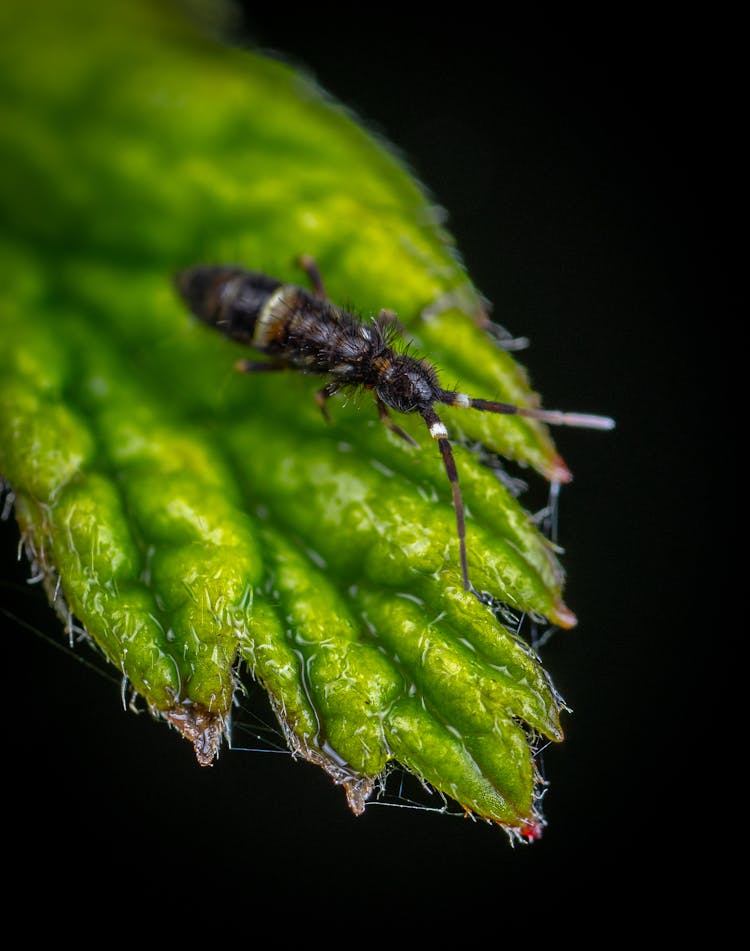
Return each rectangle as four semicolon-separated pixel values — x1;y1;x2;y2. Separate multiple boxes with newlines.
420;406;471;591
423;393;615;595
442;392;616;432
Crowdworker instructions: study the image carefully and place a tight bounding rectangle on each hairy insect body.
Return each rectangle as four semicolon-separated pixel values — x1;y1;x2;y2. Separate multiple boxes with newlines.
176;260;614;605
179;265;381;380
263;291;389;384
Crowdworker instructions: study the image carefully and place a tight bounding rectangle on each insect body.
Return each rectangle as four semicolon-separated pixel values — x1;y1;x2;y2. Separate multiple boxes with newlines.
176;256;614;597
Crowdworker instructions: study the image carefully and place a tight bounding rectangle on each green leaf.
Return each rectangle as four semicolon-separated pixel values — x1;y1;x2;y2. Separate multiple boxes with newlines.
0;0;596;836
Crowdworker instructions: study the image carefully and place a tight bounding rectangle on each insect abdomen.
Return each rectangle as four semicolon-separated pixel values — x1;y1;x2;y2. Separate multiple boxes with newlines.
176;266;282;346
177;265;385;380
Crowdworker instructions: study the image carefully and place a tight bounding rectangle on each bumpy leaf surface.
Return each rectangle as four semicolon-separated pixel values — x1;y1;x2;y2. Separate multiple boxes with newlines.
1;0;581;836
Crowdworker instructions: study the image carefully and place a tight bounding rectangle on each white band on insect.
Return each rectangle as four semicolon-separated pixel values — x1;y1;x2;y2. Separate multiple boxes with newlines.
453;392;471;407
253;287;288;348
429;420;448;439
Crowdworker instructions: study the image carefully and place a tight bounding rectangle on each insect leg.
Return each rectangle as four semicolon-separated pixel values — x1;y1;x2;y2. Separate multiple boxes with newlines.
235;358;288;373
315;381;341;423
375;309;406;337
296;254;327;300
375;396;419;447
421;288;530;350
421;407;470;591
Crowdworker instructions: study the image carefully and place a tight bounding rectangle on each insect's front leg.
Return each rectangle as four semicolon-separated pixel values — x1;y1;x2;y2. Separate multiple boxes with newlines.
421;289;529;352
375;396;418;447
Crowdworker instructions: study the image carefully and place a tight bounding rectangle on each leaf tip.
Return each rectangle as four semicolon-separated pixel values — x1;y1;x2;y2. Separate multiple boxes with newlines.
164;703;224;766
344;776;375;816
519;818;545;842
547;454;574;484
551;600;578;629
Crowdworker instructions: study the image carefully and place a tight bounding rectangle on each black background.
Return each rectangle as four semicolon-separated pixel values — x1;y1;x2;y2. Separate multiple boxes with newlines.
2;4;721;905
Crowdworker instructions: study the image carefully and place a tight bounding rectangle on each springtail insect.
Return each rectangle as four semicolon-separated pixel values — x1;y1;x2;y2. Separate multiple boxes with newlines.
176;256;614;596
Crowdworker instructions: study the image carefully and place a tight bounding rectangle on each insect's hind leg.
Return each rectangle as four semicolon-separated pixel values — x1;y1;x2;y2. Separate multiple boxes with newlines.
296;254;327;301
315;381;341;423
235;358;288;373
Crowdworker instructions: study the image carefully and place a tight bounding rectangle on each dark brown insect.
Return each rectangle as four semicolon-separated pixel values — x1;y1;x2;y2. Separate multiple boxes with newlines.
176;255;614;595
